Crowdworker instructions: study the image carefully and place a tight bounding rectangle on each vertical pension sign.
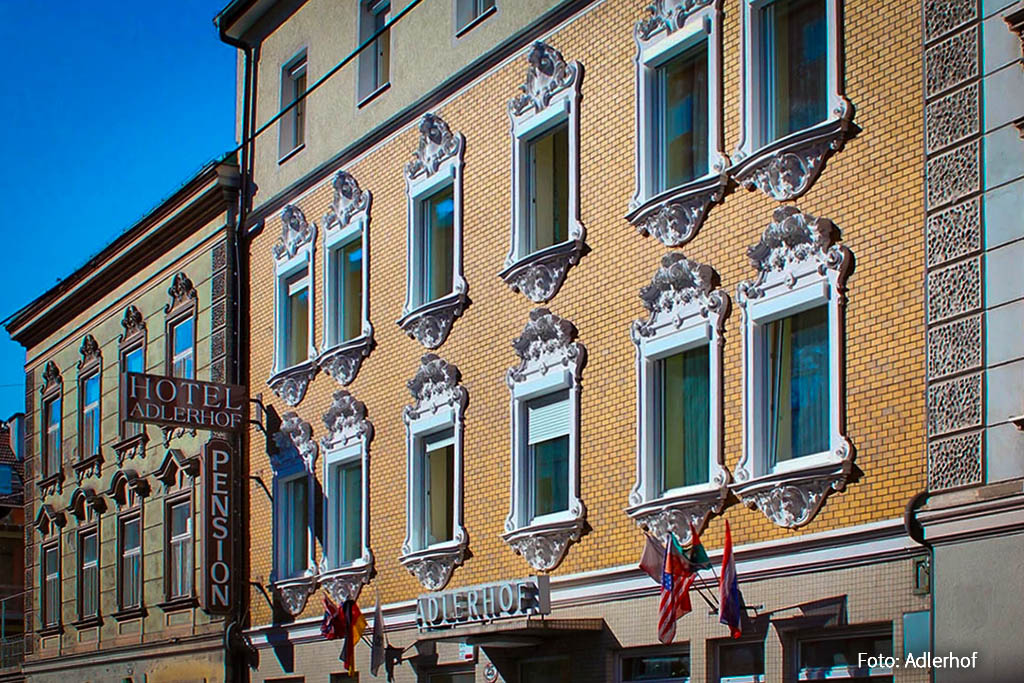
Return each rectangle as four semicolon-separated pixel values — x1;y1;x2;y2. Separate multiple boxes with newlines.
203;438;234;614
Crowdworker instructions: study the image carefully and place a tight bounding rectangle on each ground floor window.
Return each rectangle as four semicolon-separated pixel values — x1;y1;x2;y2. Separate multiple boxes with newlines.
622;647;691;681
797;629;893;681
520;657;570;683
716;639;765;682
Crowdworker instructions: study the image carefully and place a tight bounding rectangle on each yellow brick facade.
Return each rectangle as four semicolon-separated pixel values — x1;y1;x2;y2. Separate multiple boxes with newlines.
245;0;925;632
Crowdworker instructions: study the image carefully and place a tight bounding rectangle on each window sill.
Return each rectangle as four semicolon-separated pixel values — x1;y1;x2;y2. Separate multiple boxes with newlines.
626;170;729;247
499;237;586;304
357;81;391;109
502;513;585;572
455;5;497;38
37;624;63;637
626;480;730;545
71;452;104;483
267;358;319;407
397;291;469;350
71;614;103;630
316;331;375;386
37;471;64;496
270;573;318;617
111;605;147;622
158;595;198;613
277;143;306;165
112;432;149;466
399;539;467;591
317;558;373;603
730;112;855;201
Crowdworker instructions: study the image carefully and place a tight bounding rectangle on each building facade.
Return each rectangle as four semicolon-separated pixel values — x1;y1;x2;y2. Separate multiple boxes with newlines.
213;0;1024;681
3;158;246;682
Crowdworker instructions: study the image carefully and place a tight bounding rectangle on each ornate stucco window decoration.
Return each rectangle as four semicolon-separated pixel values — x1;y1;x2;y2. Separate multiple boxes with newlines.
39;360;64;497
503;309;587;572
113;305;149;465
107;469;151;508
270;412;319;615
35;503;67;538
153;449;200;489
397;113;469;349
67;486;107;522
627;253;731;544
73;334;104;484
730;0;854;201
318;390;375;602
318;171;375;386
269;205;319;406
499;42;587;303
627;0;730;247
400;354;469;590
734;207;853;528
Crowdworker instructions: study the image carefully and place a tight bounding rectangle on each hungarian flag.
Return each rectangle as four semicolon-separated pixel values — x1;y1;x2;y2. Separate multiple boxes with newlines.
686;522;713;570
718;520;744;639
658;535;696;644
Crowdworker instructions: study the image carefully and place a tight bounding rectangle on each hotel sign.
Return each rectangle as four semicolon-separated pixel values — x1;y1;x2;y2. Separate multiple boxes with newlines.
416;575;550;630
121;372;247;432
202;437;234;614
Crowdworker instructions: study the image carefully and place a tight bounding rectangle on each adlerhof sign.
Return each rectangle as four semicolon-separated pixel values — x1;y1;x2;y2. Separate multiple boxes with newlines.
121;372;247;432
416;575;551;630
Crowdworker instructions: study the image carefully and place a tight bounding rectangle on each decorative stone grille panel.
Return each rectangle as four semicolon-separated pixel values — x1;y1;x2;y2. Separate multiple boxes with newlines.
927;373;983;436
927;315;982;380
924;26;979;98
926;257;982;323
926;140;980;210
925;83;979;154
926;199;980;267
924;0;978;43
928;431;983;490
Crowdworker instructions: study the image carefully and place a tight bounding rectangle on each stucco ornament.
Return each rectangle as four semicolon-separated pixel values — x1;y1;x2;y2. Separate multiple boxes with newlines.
268;364;317;408
119;304;146;342
41;360;62;394
508;308;585;383
272;204;316;261
77;334;102;370
324;170;370;231
274;574;318;616
165;272;198;313
636;0;715;40
743;479;838;528
273;412;319;473
505;528;583;573
400;305;464;350
405;113;462;179
509;42;579;116
317;562;371;603
404;354;467;422
630;186;727;247
321;390;373;451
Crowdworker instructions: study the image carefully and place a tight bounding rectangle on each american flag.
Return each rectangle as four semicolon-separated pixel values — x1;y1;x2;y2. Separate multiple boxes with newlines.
657;535;695;644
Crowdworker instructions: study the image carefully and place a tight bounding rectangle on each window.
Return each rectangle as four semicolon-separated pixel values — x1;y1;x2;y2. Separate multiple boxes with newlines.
79;371;100;458
503;309;585;572
628;3;725;247
43;396;61;477
623;649;691;682
119;513;142;610
735;207;853;528
41;543;60;628
399;113;468;349
455;0;495;34
358;1;390;101
166;497;193;600
284;268;311;367
0;466;10;495
758;0;827;144
280;51;307;159
797;630;893;681
628;254;728;536
282;475;309;578
121;345;144;437
334;240;363;344
78;527;99;620
332;461;362;564
270;413;317;605
400;355;468;590
170;317;194;379
716;640;765;683
502;43;585;303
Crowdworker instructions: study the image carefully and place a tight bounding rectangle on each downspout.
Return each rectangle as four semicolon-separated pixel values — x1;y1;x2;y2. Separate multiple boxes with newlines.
904;488;934;681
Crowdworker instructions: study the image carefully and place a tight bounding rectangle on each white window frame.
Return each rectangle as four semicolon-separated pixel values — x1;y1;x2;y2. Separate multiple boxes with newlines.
628;254;729;544
166;496;193;601
118;511;142;610
78;525;99;620
500;42;585;303
43;395;61;478
170;317;195;380
358;0;390;103
319;390;374;604
79;370;101;459
732;0;852;201
398;114;468;350
734;207;853;528
400;355;468;590
503;309;586;572
628;1;728;248
41;541;60;628
455;0;496;36
274;469;314;582
270;205;318;406
279;49;307;162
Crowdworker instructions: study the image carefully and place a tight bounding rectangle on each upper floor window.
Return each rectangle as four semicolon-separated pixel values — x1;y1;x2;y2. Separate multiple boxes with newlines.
166;495;193;601
119;509;142;610
270;412;317;598
502;42;586;304
399;114;468;350
165;272;198;380
280;51;307;159
629;2;726;248
456;0;495;35
170;319;194;379
270;205;318;406
503;309;586;572
358;1;390;102
117;304;147;441
122;346;145;436
79;371;100;459
400;355;468;590
78;526;99;621
735;207;852;528
43;395;61;478
41;542;60;628
628;254;729;544
284;268;311;368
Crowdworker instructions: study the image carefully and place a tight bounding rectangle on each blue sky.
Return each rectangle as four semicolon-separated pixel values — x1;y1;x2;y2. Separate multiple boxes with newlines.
0;2;237;419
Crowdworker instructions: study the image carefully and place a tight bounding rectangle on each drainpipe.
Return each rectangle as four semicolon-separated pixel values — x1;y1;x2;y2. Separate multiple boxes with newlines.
904;488;934;682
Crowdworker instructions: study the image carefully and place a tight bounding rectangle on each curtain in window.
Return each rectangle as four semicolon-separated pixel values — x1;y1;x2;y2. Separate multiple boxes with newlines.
661;347;709;491
769;306;829;464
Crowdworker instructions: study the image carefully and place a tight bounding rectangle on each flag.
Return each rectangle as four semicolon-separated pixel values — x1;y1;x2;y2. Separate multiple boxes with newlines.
718;520;744;639
639;533;665;583
321;594;344;640
370;593;386;677
340;598;368;676
658;534;695;644
686;522;712;570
